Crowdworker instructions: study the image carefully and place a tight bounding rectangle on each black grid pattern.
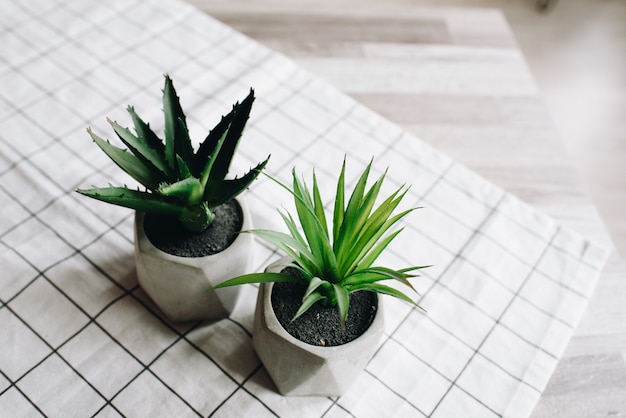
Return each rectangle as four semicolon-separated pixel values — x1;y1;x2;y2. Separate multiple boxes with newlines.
0;0;609;416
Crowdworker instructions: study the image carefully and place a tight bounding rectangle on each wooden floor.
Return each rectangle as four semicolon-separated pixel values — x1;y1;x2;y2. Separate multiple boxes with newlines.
187;1;626;416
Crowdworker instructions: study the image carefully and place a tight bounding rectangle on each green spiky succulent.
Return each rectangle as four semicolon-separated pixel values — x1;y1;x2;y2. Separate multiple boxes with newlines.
214;159;428;325
77;75;269;233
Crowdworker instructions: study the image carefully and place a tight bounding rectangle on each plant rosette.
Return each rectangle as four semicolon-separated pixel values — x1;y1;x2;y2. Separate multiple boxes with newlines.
253;256;385;397
134;196;253;322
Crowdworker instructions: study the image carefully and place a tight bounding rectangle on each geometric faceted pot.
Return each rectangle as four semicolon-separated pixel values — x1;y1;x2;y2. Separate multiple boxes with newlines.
134;197;254;322
253;258;385;396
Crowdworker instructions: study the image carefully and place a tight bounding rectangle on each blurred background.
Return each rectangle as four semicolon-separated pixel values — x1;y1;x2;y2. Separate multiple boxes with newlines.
437;0;626;256
196;0;626;256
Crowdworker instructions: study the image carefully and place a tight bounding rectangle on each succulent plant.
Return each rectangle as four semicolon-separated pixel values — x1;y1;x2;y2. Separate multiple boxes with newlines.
77;75;269;233
214;159;427;325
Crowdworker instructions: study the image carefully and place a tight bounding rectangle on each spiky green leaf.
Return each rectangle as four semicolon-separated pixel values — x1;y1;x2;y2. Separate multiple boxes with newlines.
76;186;184;215
303;277;326;301
175;154;193;180
208;89;255;184
347;266;418;292
346;206;416;274
158;177;204;203
290;171;339;281
163;75;193;169
175;117;194;168
194;113;233;177
356;228;405;271
280;211;309;251
335;170;386;272
202;156;269;208
199;127;227;189
312;171;328;238
292;291;326;322
332;158;346;242
332;160;372;263
247;229;317;269
349;283;420;308
332;284;350;326
108;118;168;180
212;272;302;289
127;106;166;158
87;129;161;190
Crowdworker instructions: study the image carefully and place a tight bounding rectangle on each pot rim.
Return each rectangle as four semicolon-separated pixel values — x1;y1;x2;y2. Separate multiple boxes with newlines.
259;259;385;355
135;195;253;266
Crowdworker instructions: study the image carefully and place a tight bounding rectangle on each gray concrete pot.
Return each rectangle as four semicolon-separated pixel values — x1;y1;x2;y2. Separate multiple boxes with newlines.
133;197;253;322
253;257;385;396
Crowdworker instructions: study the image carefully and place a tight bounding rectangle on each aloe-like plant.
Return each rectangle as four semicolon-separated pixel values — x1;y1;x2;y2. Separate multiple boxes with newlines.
214;159;427;324
77;75;269;233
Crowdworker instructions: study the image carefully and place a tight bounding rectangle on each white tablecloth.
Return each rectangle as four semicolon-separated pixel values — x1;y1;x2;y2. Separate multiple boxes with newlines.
0;0;609;416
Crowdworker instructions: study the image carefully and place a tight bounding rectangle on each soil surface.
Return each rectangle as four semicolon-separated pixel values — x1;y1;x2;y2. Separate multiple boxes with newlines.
271;270;378;347
143;200;243;257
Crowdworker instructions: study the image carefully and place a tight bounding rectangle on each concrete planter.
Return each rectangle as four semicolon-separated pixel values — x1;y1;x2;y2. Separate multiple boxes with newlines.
133;197;253;322
253;257;385;396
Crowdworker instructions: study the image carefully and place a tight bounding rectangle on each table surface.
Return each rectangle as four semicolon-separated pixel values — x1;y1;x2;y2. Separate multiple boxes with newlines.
0;0;624;416
187;2;626;416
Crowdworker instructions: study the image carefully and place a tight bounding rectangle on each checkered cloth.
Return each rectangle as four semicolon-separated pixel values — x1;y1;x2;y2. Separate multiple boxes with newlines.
0;0;609;416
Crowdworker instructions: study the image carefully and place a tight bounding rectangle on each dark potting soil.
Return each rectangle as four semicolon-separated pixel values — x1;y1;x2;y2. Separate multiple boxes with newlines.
271;272;378;347
143;199;243;258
